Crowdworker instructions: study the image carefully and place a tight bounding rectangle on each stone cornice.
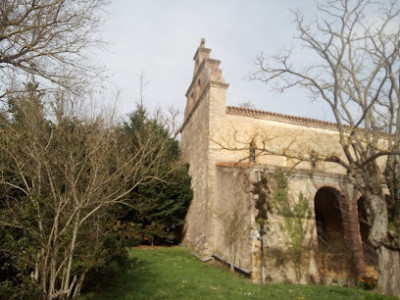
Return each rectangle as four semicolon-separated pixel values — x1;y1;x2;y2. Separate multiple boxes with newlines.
216;161;347;179
193;46;211;60
207;58;222;65
226;106;339;131
216;161;252;168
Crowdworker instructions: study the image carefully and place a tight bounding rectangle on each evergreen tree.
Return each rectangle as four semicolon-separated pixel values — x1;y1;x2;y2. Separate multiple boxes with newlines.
120;105;192;245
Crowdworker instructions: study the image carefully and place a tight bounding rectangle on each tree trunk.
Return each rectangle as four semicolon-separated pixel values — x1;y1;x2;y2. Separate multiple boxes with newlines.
72;273;86;299
385;153;400;219
365;193;388;247
377;246;400;297
61;210;80;298
364;192;400;297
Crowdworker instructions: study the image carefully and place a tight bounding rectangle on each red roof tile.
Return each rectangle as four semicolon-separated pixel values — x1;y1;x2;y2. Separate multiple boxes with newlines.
226;106;339;130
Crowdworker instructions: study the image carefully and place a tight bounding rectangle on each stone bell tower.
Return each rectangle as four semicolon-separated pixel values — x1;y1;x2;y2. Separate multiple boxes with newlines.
179;39;229;255
183;38;228;121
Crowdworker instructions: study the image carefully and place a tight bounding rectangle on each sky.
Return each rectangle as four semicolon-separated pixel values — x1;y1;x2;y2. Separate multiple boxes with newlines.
99;0;334;124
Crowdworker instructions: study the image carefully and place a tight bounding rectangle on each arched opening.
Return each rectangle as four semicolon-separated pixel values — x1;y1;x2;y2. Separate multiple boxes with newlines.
314;187;354;281
314;187;346;251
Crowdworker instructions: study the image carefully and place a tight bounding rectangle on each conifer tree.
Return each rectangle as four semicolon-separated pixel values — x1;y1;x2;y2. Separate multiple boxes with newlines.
121;105;192;246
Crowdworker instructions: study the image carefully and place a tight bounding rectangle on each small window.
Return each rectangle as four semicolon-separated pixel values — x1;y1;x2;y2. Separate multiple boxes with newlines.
249;142;256;163
310;150;317;170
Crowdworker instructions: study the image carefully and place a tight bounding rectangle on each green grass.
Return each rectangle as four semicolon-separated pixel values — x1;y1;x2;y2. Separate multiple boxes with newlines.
80;246;397;300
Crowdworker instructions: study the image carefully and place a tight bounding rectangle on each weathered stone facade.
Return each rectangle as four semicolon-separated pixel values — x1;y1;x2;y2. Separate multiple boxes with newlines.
179;39;377;285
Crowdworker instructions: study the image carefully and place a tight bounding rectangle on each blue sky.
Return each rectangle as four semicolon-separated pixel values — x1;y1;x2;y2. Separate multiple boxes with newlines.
99;0;333;123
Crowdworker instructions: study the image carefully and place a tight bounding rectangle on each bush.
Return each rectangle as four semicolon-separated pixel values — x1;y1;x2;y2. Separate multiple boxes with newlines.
81;230;131;293
0;226;41;300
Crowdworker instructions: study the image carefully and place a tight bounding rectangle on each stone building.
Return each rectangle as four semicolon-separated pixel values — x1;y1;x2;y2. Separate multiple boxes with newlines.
179;39;378;285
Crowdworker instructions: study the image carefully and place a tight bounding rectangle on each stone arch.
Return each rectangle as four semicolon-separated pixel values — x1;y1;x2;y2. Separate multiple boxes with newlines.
314;186;355;282
314;186;347;251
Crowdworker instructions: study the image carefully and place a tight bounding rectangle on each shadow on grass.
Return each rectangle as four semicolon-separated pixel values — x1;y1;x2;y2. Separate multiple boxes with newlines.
80;254;159;299
80;247;399;300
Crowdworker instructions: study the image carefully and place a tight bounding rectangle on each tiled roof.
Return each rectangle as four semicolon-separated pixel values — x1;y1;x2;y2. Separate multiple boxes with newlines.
226;106;339;131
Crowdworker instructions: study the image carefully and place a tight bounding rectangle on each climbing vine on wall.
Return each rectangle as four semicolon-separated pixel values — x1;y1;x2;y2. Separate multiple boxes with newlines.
252;169;312;282
271;168;312;282
253;175;270;227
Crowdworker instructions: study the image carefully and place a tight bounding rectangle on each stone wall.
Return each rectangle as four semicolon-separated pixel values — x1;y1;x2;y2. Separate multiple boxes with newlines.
252;167;354;284
180;40;229;256
209;166;254;272
180;88;211;254
208;165;361;284
211;110;348;174
180;40;371;285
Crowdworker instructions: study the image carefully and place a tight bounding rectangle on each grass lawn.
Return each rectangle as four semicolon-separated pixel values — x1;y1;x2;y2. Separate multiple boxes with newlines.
80;246;397;300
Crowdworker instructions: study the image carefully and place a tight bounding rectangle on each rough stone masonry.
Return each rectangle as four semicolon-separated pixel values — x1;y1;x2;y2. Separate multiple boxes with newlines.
179;39;379;285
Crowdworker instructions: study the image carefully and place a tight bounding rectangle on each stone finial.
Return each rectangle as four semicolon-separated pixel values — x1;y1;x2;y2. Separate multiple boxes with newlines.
200;38;205;48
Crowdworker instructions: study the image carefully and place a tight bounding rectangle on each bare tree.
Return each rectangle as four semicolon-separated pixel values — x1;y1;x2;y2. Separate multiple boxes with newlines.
252;0;400;295
0;0;108;99
0;85;174;299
